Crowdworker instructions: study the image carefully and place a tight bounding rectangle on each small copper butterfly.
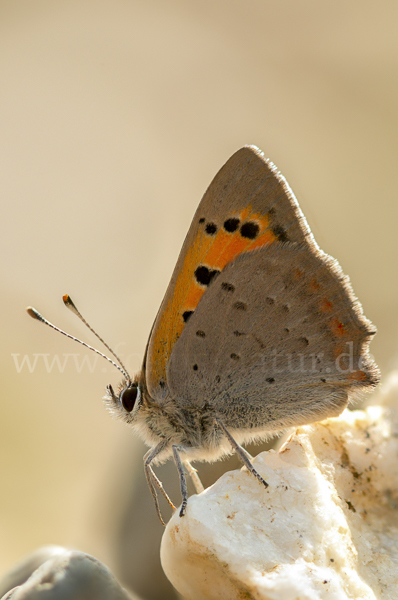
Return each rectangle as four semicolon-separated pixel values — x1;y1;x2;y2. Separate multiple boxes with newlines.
28;146;379;524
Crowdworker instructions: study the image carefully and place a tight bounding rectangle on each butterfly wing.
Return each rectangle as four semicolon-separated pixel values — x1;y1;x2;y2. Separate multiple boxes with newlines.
145;146;314;400
167;242;378;431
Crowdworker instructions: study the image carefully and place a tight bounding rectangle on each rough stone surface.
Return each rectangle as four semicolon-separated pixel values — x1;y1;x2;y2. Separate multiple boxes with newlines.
161;373;398;600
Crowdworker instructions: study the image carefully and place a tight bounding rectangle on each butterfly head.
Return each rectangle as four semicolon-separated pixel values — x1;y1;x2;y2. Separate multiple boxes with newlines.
106;379;142;424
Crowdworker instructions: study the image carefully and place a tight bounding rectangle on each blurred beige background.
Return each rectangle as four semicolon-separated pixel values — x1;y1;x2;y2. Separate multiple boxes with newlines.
1;0;397;591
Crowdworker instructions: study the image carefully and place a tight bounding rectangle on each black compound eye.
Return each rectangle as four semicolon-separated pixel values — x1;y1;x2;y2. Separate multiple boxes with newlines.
120;385;138;412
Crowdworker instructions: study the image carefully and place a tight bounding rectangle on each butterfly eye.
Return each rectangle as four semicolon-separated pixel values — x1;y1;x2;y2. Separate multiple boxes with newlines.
120;385;139;413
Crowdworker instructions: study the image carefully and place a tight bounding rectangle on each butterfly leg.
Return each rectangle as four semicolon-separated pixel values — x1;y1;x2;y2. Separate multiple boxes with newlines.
215;418;269;489
172;445;191;517
144;442;176;526
184;460;205;494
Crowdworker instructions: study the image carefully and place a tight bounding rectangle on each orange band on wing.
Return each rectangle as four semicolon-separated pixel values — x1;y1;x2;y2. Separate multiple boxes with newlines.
249;228;276;250
148;226;211;383
184;282;205;312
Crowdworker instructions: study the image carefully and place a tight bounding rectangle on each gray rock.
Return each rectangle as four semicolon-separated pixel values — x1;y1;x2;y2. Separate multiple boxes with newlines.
1;550;138;600
0;546;66;598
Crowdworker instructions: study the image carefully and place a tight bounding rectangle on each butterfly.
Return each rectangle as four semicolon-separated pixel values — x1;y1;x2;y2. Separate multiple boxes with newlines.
28;146;379;525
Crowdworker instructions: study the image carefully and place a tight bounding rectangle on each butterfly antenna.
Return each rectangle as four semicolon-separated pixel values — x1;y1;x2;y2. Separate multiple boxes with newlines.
62;295;132;382
26;300;132;383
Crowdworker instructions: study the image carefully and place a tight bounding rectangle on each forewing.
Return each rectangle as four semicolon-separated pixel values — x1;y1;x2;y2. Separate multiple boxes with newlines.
145;146;314;400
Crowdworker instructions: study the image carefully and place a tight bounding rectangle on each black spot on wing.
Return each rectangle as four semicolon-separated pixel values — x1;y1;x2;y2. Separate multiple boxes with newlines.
233;301;247;311
205;222;217;235
271;224;289;242
183;311;194;322
223;218;240;232
221;282;235;292
195;265;220;286
240;221;260;239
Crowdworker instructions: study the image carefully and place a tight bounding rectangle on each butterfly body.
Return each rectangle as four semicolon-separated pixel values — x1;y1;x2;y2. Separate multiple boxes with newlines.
105;146;379;522
120;389;229;463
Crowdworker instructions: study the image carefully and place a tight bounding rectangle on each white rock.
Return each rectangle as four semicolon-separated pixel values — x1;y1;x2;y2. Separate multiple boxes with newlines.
161;373;398;600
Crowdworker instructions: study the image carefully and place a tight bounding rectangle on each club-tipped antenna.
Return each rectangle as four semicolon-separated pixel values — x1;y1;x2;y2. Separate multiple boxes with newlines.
27;299;132;384
62;295;131;380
